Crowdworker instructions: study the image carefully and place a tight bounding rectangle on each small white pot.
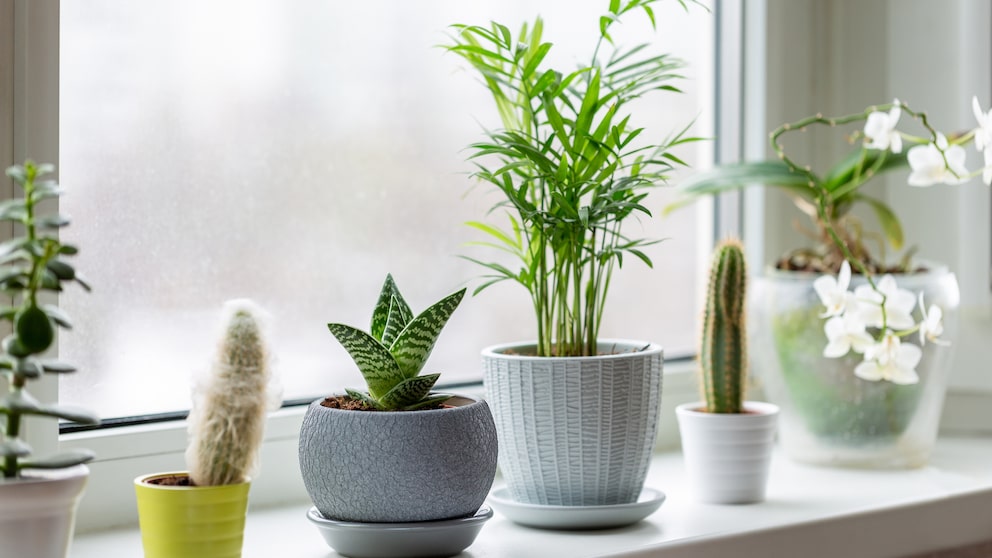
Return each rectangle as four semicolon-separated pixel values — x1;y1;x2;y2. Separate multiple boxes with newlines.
0;464;89;558
676;401;778;504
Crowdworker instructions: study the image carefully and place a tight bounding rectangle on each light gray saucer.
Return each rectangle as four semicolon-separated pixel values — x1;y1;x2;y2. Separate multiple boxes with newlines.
488;487;665;530
306;505;492;558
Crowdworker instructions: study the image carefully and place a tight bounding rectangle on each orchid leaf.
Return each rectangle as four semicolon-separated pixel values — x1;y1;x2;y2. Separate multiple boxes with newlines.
666;161;815;215
852;193;905;251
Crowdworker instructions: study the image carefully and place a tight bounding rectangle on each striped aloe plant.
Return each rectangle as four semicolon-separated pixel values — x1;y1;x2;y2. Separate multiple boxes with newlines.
328;275;465;411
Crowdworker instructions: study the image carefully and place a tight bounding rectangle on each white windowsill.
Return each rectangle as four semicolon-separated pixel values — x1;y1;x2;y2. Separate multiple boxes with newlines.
73;435;992;558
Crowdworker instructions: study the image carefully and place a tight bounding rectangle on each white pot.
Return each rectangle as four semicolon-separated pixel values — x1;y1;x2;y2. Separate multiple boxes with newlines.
676;402;778;504
0;464;89;558
483;340;663;506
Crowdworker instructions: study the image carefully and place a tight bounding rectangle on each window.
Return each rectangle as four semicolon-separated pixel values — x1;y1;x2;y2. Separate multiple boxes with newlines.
57;0;716;419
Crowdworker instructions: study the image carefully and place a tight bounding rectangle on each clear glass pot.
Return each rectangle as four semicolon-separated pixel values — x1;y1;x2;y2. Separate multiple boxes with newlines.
750;266;959;468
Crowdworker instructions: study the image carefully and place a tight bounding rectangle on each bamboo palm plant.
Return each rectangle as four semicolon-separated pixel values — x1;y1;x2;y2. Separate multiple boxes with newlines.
445;0;700;357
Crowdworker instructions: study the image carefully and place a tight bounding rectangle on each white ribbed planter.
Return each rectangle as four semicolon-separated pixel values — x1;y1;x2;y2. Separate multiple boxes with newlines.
676;401;778;504
482;340;663;507
0;465;89;558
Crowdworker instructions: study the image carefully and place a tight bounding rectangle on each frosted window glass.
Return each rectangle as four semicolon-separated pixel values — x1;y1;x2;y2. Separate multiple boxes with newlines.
59;0;714;418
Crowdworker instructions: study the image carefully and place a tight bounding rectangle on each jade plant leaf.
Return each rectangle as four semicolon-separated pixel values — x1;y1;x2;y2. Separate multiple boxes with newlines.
19;449;95;471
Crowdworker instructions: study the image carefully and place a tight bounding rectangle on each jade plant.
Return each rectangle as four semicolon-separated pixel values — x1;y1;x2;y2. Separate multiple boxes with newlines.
186;300;276;486
326;274;465;411
699;239;747;414
0;161;97;479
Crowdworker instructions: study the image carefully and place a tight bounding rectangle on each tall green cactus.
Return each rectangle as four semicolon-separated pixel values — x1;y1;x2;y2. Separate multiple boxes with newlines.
700;239;748;414
186;300;276;486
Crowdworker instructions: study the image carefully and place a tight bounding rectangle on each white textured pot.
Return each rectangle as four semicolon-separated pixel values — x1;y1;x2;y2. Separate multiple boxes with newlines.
0;464;89;558
482;340;663;506
676;402;778;504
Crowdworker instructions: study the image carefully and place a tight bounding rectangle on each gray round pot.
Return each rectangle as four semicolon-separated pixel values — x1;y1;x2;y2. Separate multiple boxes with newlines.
482;340;663;506
298;393;498;523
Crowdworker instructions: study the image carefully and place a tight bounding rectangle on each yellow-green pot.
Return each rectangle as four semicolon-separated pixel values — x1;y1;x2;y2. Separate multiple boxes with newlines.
134;472;250;558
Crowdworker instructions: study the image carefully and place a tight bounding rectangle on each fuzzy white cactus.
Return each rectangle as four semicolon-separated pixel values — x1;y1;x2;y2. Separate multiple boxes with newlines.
186;299;279;486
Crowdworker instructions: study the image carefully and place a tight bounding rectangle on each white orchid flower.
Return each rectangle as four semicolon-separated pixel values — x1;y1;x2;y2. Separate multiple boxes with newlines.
814;260;854;318
853;274;916;330
973;96;992;185
823;313;874;358
854;333;922;385
864;100;903;153
918;293;949;347
907;133;968;187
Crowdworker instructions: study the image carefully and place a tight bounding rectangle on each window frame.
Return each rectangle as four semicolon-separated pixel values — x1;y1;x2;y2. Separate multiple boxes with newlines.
10;0;986;534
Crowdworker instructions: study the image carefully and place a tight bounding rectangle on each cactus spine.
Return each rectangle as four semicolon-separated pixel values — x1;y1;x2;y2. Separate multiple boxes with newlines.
700;239;747;414
186;300;274;486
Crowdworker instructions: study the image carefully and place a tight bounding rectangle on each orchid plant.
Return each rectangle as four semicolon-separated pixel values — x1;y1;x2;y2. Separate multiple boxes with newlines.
674;96;990;385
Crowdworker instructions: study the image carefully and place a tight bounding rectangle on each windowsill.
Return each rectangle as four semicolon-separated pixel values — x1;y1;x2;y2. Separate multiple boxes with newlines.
72;435;992;558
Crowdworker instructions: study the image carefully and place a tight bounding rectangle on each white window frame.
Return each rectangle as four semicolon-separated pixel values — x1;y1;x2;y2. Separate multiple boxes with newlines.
8;0;986;534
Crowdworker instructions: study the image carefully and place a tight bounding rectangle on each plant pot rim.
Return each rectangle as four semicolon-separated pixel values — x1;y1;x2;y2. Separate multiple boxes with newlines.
760;261;950;280
482;339;662;361
306;392;483;414
134;471;251;490
676;401;780;417
0;464;89;487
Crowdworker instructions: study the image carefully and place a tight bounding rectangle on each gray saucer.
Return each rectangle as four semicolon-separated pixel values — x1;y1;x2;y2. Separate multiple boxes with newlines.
306;505;493;558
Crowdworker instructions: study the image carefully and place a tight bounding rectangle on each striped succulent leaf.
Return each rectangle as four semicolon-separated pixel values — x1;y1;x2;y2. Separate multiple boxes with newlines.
370;274;412;342
390;288;466;378
380;296;412;348
326;323;402;400
377;373;447;410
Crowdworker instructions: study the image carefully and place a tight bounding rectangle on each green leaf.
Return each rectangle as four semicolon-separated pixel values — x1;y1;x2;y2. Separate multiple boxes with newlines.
41;304;72;329
666;161;815;215
853;193;905;251
37;214;70;229
15;305;54;353
370;274;412;342
378;373;441;410
389;288;466;378
0;438;31;458
381;296;412;348
39;360;77;374
3;390;99;424
0;199;28;222
19;449;96;471
326;323;402;400
46;259;75;281
344;388;379;409
404;393;454;411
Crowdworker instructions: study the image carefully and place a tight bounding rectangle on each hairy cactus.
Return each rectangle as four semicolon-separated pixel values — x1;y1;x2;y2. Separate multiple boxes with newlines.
186;300;276;486
327;274;465;411
700;239;747;414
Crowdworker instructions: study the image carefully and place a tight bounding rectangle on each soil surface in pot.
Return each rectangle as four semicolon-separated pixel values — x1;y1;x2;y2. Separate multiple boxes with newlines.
319;395;448;412
775;251;928;275
146;474;194;487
